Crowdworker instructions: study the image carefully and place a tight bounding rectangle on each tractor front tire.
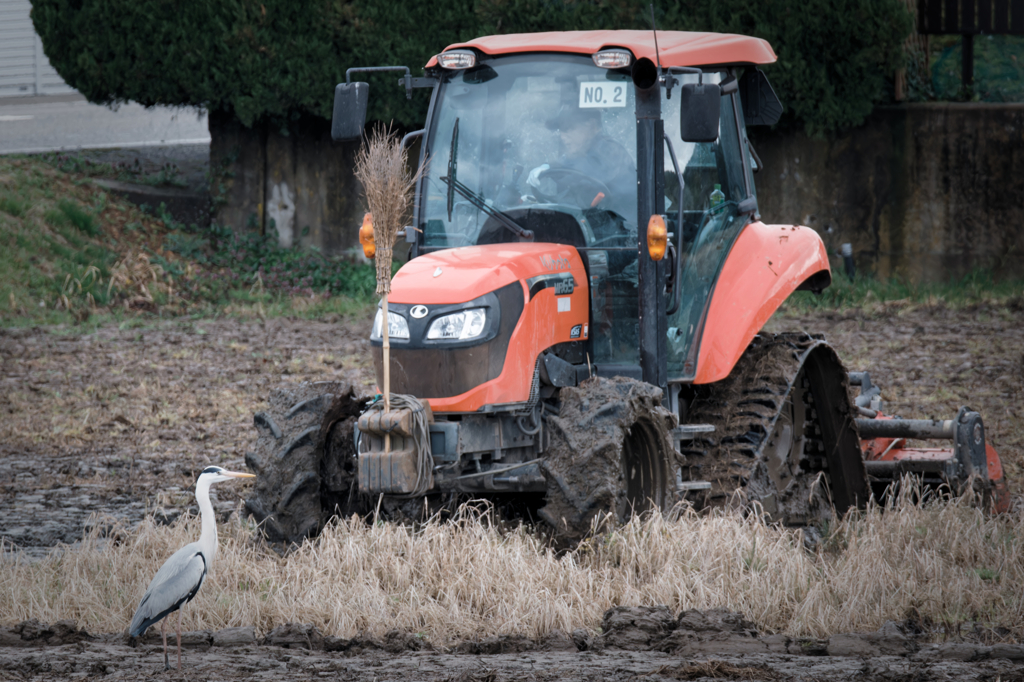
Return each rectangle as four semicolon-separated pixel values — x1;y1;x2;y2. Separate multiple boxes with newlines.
538;376;678;544
244;381;365;546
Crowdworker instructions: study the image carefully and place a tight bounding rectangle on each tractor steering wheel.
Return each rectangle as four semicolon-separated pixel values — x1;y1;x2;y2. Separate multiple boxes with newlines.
533;167;612;209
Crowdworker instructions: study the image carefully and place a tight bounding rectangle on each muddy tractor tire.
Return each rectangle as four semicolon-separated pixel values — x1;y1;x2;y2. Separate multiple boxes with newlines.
539;376;679;542
244;381;367;546
680;333;869;526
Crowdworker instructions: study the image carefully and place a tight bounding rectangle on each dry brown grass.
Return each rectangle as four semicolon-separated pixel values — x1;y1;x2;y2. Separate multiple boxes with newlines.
105;250;175;311
3;488;1022;642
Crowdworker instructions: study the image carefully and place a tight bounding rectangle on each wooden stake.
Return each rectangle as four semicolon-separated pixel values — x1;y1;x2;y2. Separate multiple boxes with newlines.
382;292;390;454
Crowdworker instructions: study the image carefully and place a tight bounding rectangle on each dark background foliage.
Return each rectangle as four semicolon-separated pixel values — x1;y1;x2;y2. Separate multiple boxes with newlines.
32;0;911;136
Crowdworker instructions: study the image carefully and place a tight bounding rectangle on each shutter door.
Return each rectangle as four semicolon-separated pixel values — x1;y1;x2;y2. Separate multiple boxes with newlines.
0;0;76;97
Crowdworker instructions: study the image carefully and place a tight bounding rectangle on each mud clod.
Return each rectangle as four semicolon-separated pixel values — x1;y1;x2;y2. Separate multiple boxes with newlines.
262;622;325;650
991;644;1024;661
675;608;759;636
457;634;536;655
826;620;918;658
601;605;676;650
539;629;575;651
212;626;256;647
383;629;431;653
571;627;592;651
11;619;91;646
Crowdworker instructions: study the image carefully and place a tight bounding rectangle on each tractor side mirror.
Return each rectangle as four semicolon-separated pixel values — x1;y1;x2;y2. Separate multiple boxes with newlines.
331;82;369;141
679;82;721;143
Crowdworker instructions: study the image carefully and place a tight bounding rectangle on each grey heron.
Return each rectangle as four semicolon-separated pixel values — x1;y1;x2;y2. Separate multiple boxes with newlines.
129;466;255;670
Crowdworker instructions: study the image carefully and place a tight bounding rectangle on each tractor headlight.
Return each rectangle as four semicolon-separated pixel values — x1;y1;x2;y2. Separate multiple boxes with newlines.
426;308;487;341
371;309;410;340
592;49;633;69
437;49;476;70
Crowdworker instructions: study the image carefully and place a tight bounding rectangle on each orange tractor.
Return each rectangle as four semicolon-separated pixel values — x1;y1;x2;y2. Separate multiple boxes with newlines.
244;30;1009;545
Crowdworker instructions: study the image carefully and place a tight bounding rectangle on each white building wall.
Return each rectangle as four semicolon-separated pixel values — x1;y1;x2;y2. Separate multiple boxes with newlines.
0;0;76;97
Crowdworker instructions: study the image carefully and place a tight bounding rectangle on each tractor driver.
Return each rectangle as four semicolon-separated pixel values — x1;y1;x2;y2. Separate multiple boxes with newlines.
526;106;637;221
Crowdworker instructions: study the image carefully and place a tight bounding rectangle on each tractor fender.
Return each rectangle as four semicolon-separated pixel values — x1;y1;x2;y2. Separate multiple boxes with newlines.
693;221;830;385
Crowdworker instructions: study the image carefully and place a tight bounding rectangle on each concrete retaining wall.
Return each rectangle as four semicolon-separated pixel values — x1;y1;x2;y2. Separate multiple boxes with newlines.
752;103;1024;282
209;111;365;256
209;104;1024;281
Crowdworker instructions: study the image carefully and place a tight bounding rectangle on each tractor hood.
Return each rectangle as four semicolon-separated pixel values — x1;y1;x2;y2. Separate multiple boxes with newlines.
389;243;583;305
374;242;589;412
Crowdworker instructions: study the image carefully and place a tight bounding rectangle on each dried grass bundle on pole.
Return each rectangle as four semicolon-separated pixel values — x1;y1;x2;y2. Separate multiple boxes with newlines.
354;127;415;446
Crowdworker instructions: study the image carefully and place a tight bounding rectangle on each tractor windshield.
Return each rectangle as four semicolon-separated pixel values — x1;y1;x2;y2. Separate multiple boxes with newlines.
420;54;638;248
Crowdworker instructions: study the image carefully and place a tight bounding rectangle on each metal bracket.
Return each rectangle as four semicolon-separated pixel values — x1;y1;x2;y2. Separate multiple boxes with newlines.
849;371;882;409
400;76;439;90
954;406;988;481
401;129;424;150
660;66;703;99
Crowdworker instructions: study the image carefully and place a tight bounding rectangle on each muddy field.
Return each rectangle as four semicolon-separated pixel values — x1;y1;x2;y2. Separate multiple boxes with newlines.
4;607;1024;681
1;304;1023;680
0;315;375;558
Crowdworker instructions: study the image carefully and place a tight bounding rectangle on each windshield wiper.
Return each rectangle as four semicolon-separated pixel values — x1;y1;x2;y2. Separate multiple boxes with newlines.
446;118;459;220
441;117;533;241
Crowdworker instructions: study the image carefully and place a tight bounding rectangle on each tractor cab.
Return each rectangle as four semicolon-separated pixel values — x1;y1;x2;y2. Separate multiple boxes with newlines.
414;51;755;379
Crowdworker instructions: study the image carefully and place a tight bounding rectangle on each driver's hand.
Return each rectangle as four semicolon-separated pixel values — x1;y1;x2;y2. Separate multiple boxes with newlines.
526;164;549;189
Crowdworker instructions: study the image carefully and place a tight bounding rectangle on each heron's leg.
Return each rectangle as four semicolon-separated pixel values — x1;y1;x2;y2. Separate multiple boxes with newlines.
176;609;182;670
161;618;169;671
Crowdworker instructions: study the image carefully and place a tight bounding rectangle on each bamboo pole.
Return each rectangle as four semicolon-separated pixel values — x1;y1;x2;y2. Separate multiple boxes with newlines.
382;291;390;454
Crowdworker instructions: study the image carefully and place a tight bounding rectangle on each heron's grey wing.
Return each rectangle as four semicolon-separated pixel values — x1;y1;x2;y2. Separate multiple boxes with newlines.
129;543;208;637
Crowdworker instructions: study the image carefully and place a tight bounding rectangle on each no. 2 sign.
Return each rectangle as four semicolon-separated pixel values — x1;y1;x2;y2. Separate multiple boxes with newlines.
579;82;627;108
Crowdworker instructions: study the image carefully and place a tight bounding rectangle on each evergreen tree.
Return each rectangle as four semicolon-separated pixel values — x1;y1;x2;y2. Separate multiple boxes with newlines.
31;0;911;135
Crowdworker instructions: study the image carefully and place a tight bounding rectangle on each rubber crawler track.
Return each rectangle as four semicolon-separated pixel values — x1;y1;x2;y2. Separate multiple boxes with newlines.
680;333;867;525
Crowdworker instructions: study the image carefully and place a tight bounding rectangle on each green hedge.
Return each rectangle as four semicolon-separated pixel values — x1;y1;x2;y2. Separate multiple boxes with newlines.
660;0;914;136
32;0;911;136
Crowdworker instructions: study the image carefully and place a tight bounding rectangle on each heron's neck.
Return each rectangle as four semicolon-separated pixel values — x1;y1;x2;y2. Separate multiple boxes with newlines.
195;479;218;562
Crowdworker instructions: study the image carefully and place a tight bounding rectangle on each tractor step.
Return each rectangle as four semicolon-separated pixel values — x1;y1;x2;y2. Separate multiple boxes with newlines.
672;424;715;453
673;424;715;440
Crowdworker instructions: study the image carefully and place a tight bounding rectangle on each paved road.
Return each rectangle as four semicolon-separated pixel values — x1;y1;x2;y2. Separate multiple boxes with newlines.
0;94;209;154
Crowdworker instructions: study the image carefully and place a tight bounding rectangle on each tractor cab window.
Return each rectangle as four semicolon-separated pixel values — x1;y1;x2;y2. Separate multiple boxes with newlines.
662;75;754;380
420;54;637;250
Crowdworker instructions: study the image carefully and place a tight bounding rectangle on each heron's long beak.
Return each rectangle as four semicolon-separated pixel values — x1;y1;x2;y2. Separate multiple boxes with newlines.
223;471;256;479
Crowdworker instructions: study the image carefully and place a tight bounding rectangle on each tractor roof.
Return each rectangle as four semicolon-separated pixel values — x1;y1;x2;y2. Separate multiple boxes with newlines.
425;30;776;69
